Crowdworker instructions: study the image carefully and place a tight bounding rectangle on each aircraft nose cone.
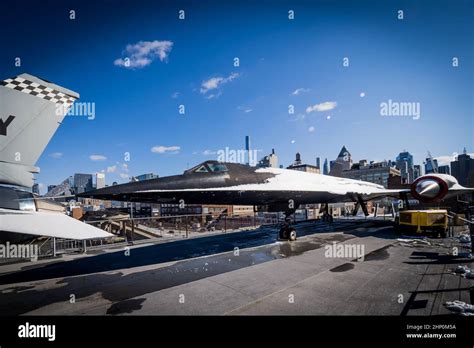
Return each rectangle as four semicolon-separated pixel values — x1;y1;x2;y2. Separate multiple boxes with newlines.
415;180;440;198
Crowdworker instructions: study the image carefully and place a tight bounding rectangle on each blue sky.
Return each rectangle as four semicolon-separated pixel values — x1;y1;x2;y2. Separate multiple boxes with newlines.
0;0;473;193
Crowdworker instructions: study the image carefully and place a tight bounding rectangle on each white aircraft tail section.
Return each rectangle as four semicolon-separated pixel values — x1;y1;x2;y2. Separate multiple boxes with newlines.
0;73;79;187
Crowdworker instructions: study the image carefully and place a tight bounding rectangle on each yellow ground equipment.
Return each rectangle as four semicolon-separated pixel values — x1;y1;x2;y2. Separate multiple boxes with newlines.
396;209;448;238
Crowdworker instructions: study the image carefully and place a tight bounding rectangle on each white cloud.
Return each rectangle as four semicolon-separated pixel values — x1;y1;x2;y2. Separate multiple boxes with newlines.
306;101;337;113
202;149;217;155
171;92;180;99
49;152;63;159
90;154;107;161
106;165;117;173
360;92;366;98
435;153;474;166
200;73;239;94
291;88;310;96
308;126;315;132
238;105;253;113
205;91;222;100
119;173;129;179
435;155;455;166
114;40;173;69
151;145;181;154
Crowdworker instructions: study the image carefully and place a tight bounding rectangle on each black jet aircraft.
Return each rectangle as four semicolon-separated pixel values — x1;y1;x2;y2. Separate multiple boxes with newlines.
78;160;474;241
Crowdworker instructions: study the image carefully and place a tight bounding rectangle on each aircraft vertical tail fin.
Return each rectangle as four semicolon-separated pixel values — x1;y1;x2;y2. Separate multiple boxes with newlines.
0;73;79;187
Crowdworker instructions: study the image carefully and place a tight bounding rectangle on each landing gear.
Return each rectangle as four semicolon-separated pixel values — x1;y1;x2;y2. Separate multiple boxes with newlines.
279;225;288;240
279;211;297;241
288;228;297;241
434;227;447;239
321;203;334;222
279;226;297;241
356;195;369;217
440;229;447;239
322;213;333;223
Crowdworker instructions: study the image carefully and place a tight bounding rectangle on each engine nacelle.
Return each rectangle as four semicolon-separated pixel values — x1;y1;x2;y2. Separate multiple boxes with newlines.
410;174;457;202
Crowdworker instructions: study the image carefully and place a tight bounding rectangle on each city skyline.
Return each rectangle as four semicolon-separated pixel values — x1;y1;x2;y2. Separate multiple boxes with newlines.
1;0;472;193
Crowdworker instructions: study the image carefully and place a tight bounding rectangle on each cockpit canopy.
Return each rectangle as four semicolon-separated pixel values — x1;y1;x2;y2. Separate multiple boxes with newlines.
184;161;229;174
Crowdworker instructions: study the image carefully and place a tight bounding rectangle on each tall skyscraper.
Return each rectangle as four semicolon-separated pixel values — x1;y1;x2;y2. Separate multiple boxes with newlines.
67;176;74;189
323;158;329;175
316;157;321;169
330;145;353;177
413;164;422;179
438;165;451;175
96;173;106;189
245;135;251;166
396;151;414;184
451;148;474;186
73;173;93;194
424;155;439;174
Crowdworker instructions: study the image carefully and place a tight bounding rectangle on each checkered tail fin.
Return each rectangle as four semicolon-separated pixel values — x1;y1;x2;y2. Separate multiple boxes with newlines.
0;73;79;187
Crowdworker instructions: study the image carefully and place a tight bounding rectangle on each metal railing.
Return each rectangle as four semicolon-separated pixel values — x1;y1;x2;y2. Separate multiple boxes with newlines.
83;212;281;242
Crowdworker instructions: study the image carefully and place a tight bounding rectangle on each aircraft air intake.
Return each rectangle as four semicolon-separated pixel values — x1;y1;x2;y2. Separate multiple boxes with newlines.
410;175;449;202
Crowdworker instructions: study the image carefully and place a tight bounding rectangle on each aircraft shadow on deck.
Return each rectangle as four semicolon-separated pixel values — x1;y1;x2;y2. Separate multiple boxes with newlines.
0;220;398;315
0;220;397;286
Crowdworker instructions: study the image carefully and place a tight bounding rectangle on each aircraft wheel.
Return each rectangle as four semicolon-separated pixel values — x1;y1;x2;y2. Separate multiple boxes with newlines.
288;229;297;241
440;228;447;238
279;227;288;240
